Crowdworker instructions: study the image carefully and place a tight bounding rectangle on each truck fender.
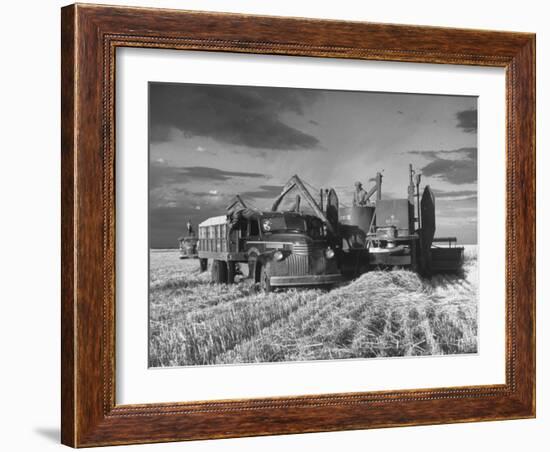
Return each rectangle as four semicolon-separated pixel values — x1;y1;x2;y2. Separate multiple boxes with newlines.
255;252;278;281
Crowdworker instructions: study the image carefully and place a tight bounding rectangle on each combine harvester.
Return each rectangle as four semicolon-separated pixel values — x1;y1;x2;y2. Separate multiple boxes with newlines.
195;165;463;290
337;164;463;277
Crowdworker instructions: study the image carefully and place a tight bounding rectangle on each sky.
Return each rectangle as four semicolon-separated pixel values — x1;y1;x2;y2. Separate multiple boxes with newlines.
149;82;478;248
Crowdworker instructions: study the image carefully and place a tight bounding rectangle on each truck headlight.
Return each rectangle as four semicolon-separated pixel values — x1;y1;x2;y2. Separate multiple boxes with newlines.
325;248;335;259
274;250;284;261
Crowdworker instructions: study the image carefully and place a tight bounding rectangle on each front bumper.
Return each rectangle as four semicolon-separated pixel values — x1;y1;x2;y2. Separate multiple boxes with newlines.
269;273;342;287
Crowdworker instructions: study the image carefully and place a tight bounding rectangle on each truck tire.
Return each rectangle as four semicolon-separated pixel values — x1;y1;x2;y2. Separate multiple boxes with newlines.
199;258;208;272
227;261;237;284
248;255;258;282
260;263;272;293
211;260;228;284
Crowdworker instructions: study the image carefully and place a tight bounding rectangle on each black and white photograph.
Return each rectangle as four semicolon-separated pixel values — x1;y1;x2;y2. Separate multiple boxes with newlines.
148;82;478;368
1;0;542;449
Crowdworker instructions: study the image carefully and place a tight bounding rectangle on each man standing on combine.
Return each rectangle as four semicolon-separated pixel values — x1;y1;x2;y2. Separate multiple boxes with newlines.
353;181;369;207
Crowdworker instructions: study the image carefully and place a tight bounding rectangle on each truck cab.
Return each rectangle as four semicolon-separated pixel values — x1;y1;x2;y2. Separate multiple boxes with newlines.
198;209;342;291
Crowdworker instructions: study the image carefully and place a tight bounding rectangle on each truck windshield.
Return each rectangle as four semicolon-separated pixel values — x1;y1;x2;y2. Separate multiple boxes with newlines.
261;216;306;233
308;218;325;239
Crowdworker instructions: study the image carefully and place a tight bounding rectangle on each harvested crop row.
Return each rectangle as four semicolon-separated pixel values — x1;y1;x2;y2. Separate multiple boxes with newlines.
149;285;321;366
149;249;478;367
218;267;477;364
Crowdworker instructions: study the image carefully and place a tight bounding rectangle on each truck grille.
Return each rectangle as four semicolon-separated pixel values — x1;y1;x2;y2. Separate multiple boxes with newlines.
287;254;309;275
269;242;331;277
292;242;322;256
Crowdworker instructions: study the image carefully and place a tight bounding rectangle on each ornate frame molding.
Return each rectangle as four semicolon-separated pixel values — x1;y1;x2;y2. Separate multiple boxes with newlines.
61;4;535;447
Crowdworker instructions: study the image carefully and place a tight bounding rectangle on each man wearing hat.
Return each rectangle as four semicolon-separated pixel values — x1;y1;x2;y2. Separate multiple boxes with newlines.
352;181;369;207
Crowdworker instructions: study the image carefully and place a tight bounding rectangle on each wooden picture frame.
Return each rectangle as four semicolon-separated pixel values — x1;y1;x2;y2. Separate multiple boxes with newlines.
61;3;535;447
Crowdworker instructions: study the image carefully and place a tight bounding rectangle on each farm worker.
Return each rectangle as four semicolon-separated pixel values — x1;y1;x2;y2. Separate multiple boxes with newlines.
353;181;369;207
186;221;194;235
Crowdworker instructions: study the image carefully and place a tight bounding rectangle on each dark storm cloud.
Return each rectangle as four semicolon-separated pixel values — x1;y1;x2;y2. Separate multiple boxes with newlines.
150;163;265;189
149;164;268;247
455;108;477;133
149;164;176;189
180;166;265;181
408;147;477;184
422;160;476;184
150;83;321;150
240;185;283;199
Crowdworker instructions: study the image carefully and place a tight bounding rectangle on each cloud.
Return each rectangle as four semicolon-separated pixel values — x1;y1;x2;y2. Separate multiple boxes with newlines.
455;108;477;133
239;185;283;199
179;166;265;181
434;193;477;216
409;147;477;184
431;189;477;200
150;83;321;150
150;186;239;247
150;204;219;248
148;163;270;246
150;163;266;189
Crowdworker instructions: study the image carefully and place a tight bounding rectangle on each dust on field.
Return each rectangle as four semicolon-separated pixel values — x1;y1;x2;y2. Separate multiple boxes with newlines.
149;246;478;367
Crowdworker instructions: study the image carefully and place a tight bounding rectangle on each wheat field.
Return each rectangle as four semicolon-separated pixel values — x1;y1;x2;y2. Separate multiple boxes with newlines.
149;246;478;367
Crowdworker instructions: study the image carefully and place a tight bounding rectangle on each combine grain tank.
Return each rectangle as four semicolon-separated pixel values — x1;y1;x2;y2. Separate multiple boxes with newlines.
339;206;375;233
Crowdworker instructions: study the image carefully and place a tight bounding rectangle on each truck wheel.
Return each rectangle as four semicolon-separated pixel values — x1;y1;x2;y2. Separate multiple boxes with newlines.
260;264;272;293
199;258;208;272
248;255;258;281
227;261;236;284
211;260;228;284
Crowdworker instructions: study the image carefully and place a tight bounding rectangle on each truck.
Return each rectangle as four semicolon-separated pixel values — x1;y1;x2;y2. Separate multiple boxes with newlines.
178;235;198;259
197;187;342;291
